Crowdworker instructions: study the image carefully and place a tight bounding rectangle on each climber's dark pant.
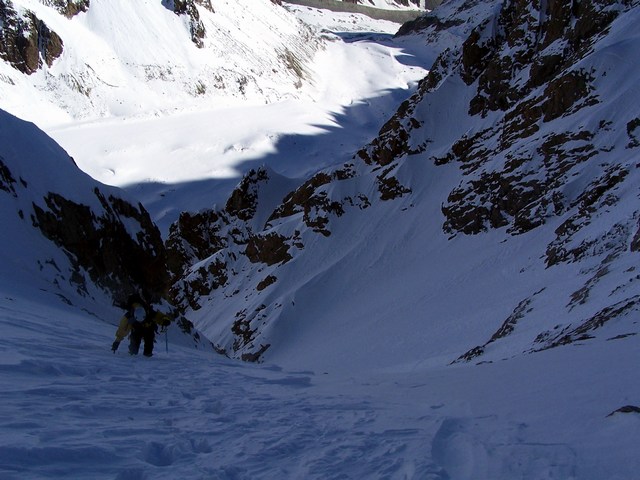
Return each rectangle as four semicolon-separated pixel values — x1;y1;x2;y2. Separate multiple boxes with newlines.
129;323;156;357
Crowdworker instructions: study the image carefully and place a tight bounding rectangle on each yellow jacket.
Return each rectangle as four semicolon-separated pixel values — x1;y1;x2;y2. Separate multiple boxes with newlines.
114;307;171;342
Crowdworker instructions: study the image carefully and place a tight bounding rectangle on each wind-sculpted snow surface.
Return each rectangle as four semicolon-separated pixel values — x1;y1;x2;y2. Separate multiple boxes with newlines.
0;0;319;122
170;0;640;372
0;296;638;479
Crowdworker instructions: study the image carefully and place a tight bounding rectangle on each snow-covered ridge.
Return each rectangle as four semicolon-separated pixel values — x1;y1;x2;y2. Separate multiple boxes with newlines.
0;108;168;314
0;0;320;123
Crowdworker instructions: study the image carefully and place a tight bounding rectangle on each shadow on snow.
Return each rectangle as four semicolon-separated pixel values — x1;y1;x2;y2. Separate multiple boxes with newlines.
124;36;432;237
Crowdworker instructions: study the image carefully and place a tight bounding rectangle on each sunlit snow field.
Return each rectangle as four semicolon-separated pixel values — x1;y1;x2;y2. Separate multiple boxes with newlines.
39;5;431;235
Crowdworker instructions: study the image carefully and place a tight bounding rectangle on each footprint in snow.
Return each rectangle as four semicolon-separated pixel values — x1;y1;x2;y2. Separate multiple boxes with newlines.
431;418;488;480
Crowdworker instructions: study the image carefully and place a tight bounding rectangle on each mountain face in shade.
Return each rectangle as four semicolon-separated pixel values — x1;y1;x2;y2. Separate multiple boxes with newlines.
167;0;640;368
0;108;168;309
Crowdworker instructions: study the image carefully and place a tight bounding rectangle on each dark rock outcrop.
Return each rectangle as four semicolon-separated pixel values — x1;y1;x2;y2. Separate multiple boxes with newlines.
167;168;274;280
534;295;640;350
607;405;640;417
163;0;214;48
1;109;169;307
0;0;64;74
455;289;546;363
0;155;18;196
167;167;299;327
41;0;90;18
31;190;168;304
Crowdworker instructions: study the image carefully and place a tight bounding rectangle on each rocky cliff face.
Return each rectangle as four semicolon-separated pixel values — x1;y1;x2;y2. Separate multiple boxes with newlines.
0;109;168;307
163;0;214;47
367;0;640;359
0;0;64;74
168;0;640;363
375;0;635;234
40;0;89;17
31;190;168;305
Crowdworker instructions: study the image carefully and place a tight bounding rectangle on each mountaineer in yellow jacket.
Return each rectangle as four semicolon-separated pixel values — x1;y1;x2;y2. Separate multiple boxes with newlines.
111;294;171;357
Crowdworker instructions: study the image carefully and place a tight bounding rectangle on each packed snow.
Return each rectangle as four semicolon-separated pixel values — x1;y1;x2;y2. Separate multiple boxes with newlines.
2;292;639;479
1;1;639;479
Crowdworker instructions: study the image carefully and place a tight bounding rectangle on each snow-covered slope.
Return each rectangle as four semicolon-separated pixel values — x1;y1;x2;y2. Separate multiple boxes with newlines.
0;107;168;317
0;0;319;123
44;9;429;235
1;2;639;478
1;289;637;479
356;0;426;9
169;0;640;374
395;0;502;49
295;0;435;11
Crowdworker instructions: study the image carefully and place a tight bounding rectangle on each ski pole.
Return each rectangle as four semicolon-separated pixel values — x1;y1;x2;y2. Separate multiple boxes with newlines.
165;328;169;354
